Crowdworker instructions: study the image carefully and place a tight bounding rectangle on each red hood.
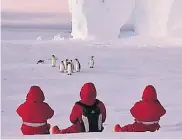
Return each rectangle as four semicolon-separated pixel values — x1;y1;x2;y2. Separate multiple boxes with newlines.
26;86;45;103
142;85;157;101
80;83;97;105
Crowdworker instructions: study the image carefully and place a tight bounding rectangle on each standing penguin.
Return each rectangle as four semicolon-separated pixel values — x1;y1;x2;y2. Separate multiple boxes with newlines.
51;55;56;67
67;62;72;75
75;58;81;72
59;61;65;73
70;60;74;72
63;59;68;72
88;56;94;68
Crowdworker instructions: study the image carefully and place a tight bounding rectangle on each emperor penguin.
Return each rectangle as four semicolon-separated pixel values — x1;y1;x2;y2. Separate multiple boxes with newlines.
75;58;81;72
51;55;56;67
59;61;65;73
67;62;72;75
70;60;74;72
37;60;44;64
63;59;69;72
89;56;94;68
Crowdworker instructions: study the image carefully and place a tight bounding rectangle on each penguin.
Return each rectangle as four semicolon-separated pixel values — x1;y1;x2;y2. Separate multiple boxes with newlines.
59;61;65;73
51;55;56;67
75;58;81;72
37;60;44;64
88;56;94;68
67;62;72;75
70;60;74;72
63;59;68;72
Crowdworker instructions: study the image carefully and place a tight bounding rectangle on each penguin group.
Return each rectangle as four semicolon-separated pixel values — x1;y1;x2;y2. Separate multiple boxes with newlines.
50;54;94;76
59;58;81;75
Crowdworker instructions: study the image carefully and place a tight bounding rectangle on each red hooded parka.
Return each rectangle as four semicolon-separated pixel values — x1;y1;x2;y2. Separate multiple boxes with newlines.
16;86;54;135
115;85;166;132
70;82;106;124
53;82;106;134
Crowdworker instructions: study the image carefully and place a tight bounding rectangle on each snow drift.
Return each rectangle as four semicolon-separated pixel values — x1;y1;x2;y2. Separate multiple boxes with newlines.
69;0;182;39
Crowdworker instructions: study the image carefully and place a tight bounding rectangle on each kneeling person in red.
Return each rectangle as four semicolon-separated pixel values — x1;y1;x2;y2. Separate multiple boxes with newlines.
17;86;54;135
52;82;106;134
114;85;166;132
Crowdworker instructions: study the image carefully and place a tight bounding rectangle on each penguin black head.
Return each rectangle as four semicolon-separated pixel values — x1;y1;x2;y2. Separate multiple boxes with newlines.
70;60;72;62
52;55;55;58
75;58;78;61
37;60;44;64
66;59;68;61
91;56;94;58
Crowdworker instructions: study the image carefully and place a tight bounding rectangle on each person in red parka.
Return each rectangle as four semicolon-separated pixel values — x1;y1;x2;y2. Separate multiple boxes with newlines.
114;85;166;132
16;86;54;135
52;82;106;134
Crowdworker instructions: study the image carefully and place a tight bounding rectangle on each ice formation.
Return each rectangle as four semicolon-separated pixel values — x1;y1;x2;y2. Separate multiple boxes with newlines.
52;34;64;40
68;0;88;39
68;0;182;39
133;0;174;37
36;36;42;41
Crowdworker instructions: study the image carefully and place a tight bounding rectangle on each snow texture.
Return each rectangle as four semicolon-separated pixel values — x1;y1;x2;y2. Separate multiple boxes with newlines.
1;28;182;138
1;0;182;139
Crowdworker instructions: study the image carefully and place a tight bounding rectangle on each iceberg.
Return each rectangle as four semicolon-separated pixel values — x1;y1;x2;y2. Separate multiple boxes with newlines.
133;0;174;37
68;0;182;40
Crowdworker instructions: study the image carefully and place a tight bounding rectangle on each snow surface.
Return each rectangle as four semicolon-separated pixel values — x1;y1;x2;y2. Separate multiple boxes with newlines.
1;0;182;138
1;26;182;138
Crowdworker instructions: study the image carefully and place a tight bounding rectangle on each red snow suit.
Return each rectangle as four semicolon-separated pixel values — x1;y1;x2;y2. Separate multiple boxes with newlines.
16;86;54;135
115;85;166;132
52;82;106;134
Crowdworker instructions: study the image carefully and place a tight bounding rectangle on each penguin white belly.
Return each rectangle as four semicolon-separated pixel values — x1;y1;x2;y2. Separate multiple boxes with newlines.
63;61;67;71
59;63;65;73
71;63;74;72
67;64;72;75
89;60;94;68
51;58;56;67
75;62;80;72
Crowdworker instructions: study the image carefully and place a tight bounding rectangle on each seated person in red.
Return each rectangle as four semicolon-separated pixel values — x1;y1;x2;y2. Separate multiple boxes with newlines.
17;86;54;135
52;82;106;134
114;85;166;132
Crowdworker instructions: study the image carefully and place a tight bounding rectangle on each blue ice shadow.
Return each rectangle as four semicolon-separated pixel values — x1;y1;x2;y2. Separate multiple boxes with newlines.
119;31;136;38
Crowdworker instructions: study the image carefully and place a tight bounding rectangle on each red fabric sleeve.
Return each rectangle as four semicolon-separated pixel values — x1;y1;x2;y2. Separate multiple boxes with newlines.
130;102;140;118
130;100;166;121
97;101;106;123
16;103;25;118
70;104;82;124
158;104;166;117
44;103;54;119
